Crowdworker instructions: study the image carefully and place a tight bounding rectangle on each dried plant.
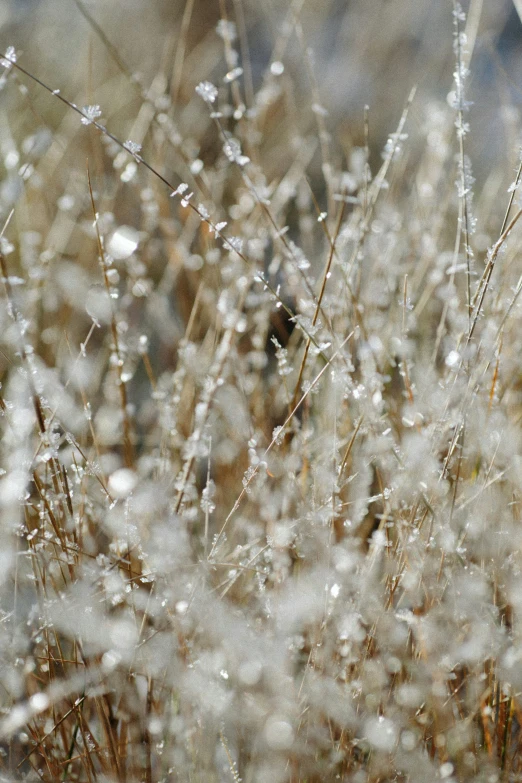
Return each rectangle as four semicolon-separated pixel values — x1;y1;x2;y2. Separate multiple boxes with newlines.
1;1;522;781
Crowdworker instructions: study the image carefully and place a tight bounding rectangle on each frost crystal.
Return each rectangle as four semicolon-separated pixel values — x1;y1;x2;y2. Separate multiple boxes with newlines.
201;480;216;514
107;226;139;260
223;137;250;166
170;182;189;197
225;236;243;254
81;105;102;125
123;140;142;157
190;158;204;175
108;468;138;498
195;81;218;104
445;350;460;368
364;716;398;752
264;717;294;750
1;47;17;68
198;203;210;220
216;19;237;42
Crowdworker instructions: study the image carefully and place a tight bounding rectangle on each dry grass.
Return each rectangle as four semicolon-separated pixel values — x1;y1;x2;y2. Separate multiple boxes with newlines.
2;0;522;781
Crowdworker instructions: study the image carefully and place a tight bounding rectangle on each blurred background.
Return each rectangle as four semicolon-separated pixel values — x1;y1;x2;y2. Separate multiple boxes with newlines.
1;0;521;178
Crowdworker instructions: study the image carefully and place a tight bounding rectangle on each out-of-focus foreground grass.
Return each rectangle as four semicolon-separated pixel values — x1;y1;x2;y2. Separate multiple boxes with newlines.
2;1;522;781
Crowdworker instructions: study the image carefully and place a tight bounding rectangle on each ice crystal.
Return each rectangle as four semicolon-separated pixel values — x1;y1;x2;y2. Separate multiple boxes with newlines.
364;715;398;752
106;226;139;260
216;19;237;42
80;104;102;125
223;137;250;166
196;80;218;104
225;236;243;254
170;182;189;197
123;139;142;157
270;61;284;76
264;717;294;750
1;46;17;68
190;158;204;175
198;203;210;220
